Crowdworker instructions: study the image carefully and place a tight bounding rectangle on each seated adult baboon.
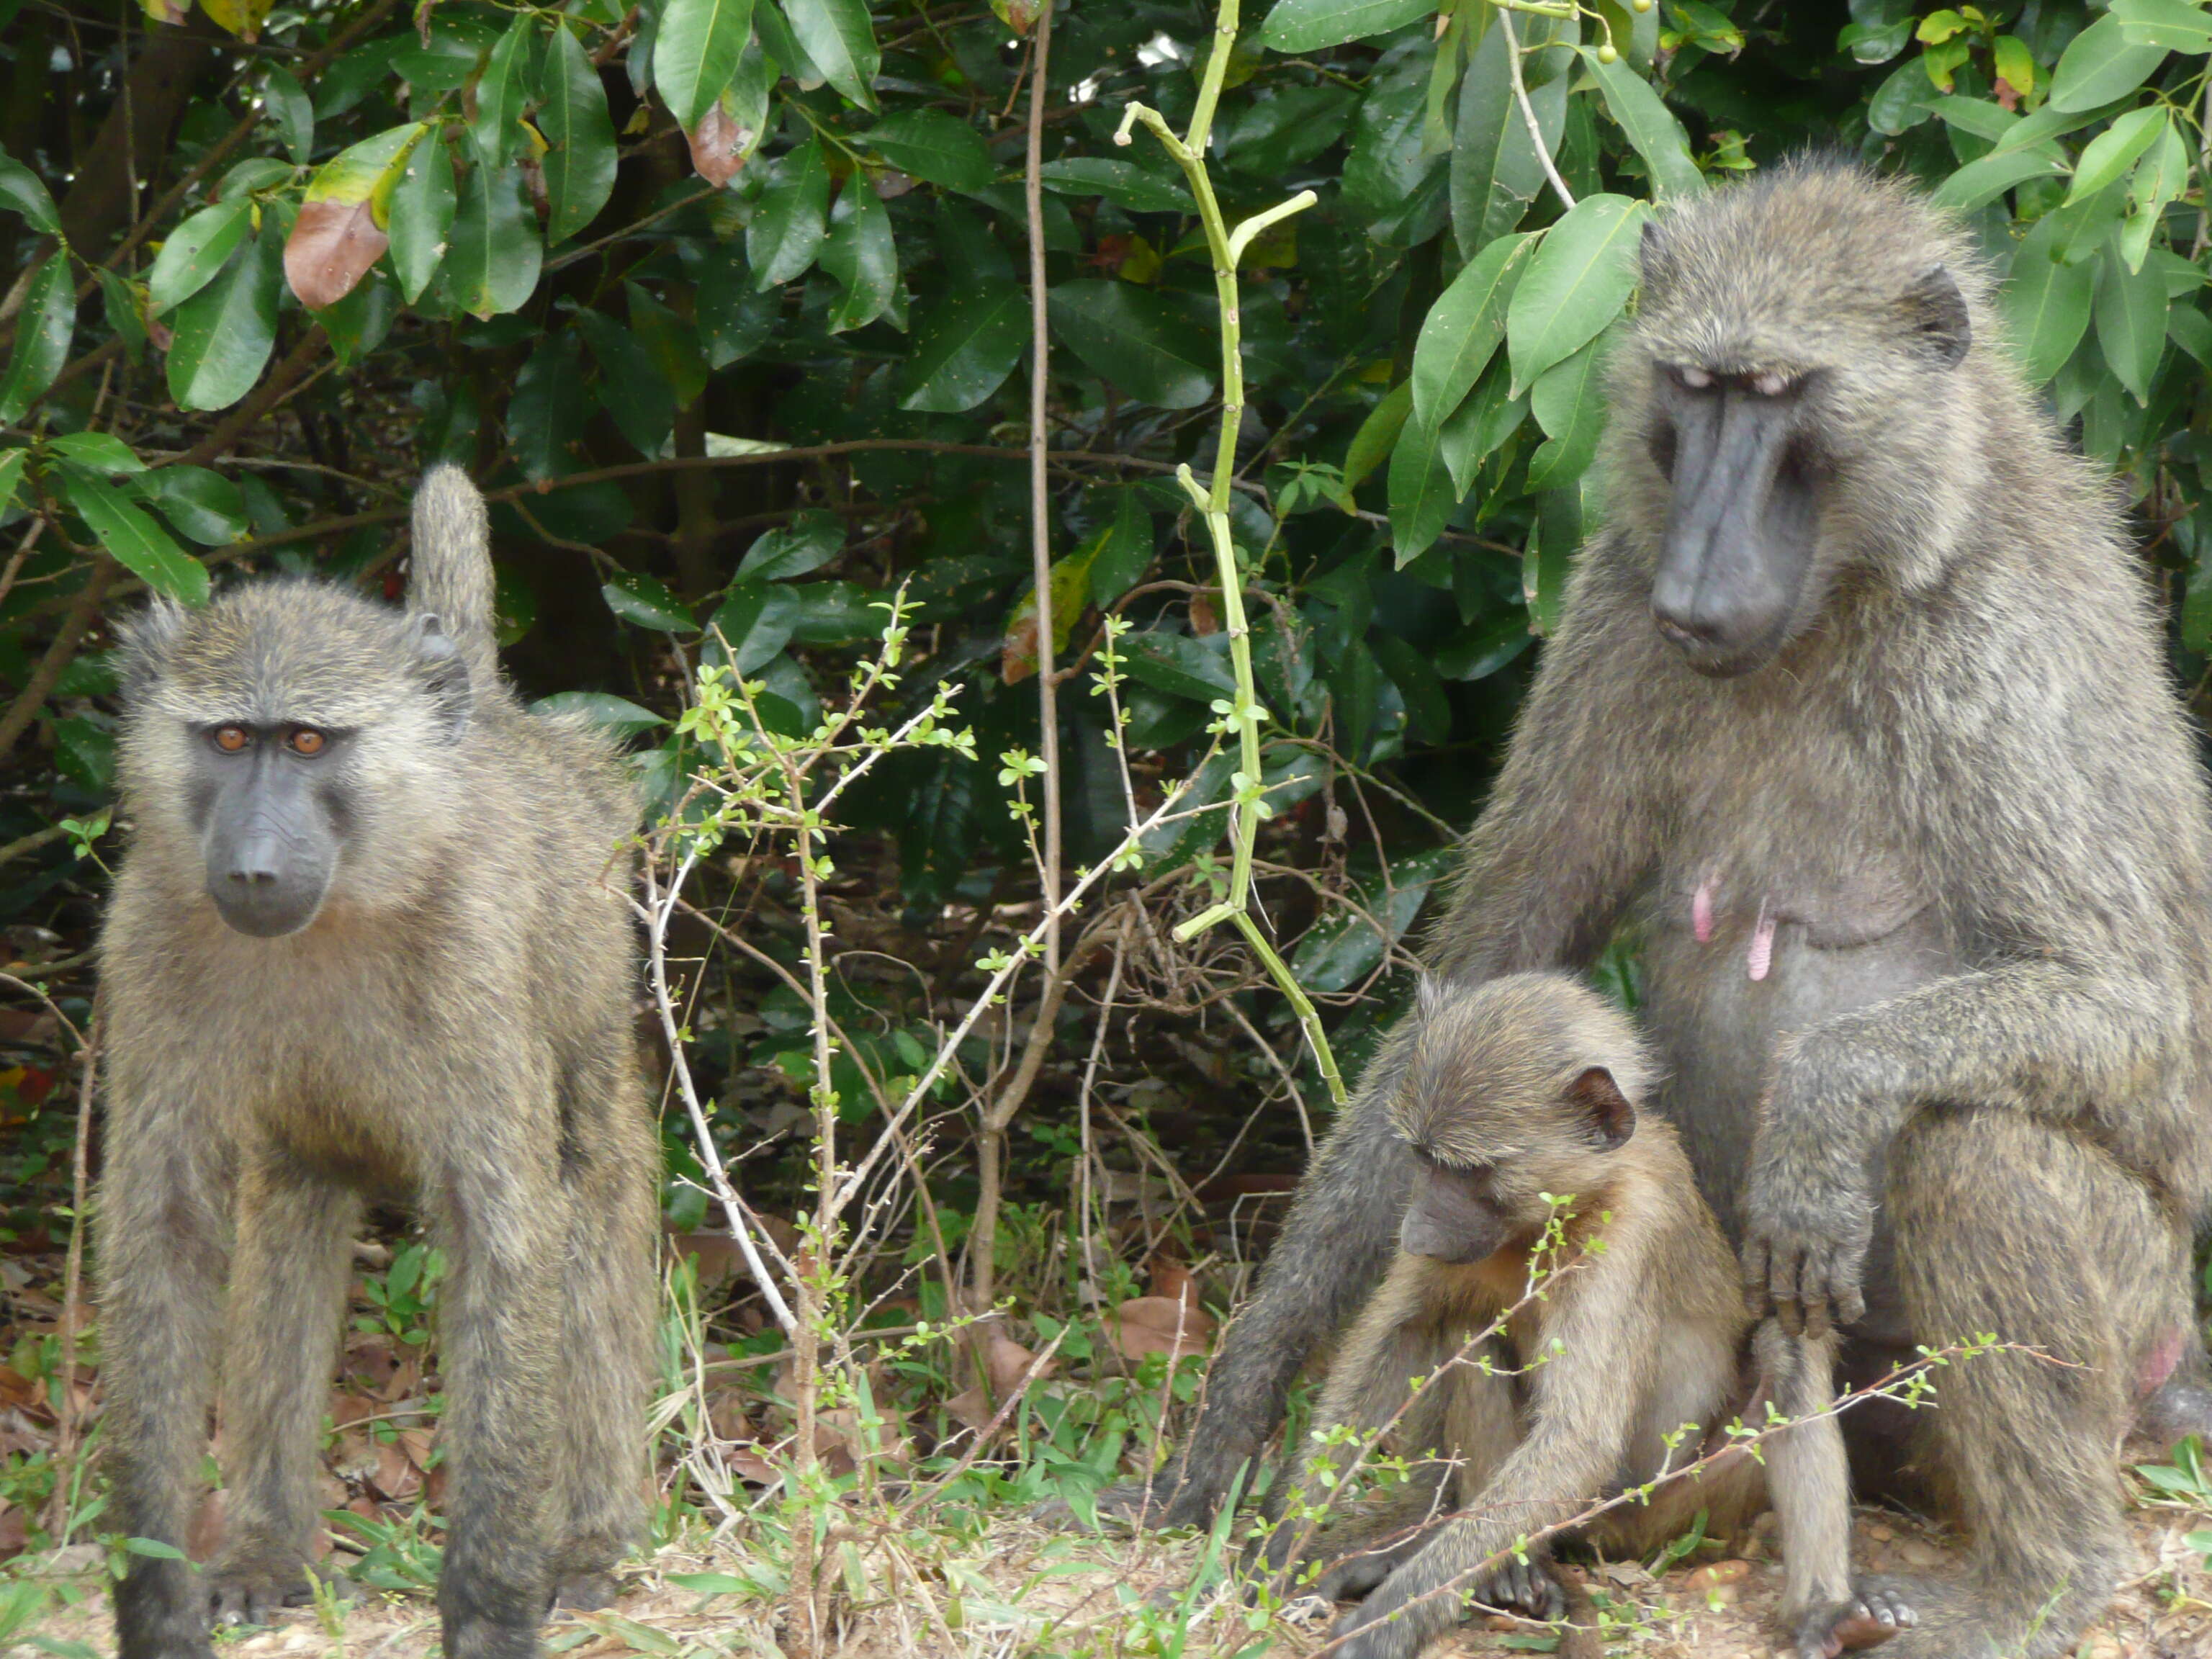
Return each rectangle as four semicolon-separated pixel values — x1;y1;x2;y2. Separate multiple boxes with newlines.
1107;161;2212;1658
1255;974;1907;1659
98;468;659;1659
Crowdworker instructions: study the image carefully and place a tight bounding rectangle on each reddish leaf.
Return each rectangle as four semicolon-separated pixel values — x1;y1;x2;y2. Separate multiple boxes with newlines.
369;1438;421;1501
284;198;389;310
0;1503;26;1563
1110;1295;1215;1362
189;1491;225;1563
687;104;755;189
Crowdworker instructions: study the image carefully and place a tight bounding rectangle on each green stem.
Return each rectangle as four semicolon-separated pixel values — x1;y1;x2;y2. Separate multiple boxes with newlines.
1116;0;1343;1104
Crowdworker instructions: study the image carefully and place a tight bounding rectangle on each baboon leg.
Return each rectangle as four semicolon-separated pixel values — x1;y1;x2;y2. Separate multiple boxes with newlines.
431;1152;567;1659
209;1164;359;1623
1102;1033;1419;1529
102;1123;230;1659
1308;1469;1455;1602
549;1058;659;1610
1875;1110;2175;1659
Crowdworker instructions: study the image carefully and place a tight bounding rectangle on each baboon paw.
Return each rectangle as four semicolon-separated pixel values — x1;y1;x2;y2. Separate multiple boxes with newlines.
1475;1560;1567;1623
441;1616;543;1659
1058;1477;1213;1532
206;1572;303;1630
2136;1377;2212;1447
1312;1554;1396;1602
552;1571;618;1613
1792;1584;1916;1659
1326;1599;1425;1659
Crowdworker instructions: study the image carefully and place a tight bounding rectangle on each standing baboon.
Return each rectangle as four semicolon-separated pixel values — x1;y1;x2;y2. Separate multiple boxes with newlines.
1257;974;1907;1659
1111;161;2212;1656
97;468;660;1659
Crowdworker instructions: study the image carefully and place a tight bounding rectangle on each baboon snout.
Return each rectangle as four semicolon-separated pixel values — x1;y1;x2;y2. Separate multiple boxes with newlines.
206;817;333;937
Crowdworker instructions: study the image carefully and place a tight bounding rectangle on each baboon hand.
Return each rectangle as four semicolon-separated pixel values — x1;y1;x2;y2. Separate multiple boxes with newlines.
1740;1124;1873;1337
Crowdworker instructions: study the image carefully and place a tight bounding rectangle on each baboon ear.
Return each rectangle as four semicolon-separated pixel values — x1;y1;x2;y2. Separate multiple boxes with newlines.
1564;1066;1635;1151
1904;263;1970;369
117;598;187;703
408;613;474;735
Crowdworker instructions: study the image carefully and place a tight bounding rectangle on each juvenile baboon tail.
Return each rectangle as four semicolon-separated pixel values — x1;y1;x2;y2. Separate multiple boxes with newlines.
408;465;500;685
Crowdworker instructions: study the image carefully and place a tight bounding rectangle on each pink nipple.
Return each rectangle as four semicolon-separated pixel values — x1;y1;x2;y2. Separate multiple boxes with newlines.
1747;902;1775;982
1692;879;1714;945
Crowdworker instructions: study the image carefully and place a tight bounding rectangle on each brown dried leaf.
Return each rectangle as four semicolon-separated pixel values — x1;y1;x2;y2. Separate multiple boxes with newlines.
0;1503;26;1563
686;104;755;189
729;1443;781;1484
188;1491;225;1563
982;1329;1046;1397
1189;590;1218;637
816;1405;909;1474
1109;1295;1215;1362
1001;610;1039;685
284;198;387;310
368;1438;421;1501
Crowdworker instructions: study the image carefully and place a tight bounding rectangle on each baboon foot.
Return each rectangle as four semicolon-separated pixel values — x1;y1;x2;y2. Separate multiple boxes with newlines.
1793;1581;1917;1658
2136;1375;2212;1447
552;1570;619;1612
113;1574;218;1659
1472;1556;1567;1623
1312;1550;1400;1602
207;1563;331;1629
1049;1475;1215;1531
441;1615;541;1659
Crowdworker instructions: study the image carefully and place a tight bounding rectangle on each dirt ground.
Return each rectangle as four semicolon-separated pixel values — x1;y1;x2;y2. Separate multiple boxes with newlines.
11;1462;2211;1659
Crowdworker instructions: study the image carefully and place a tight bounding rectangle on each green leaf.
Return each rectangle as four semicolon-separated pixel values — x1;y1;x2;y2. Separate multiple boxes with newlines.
0;143;60;233
388;134;457;303
602;571;696;631
655;0;756;130
1866;60;1938;135
1369;631;1449;744
2067;105;2167;207
2112;0;2212;53
575;309;677;457
472;14;535;169
0;255;73;423
2122;117;2191;271
1049;280;1215;409
1583;48;1703;199
737;510;843;580
1437;369;1524;495
1037;159;1195;214
541;23;619;245
166;223;280;413
749;139;832;289
2004;212;2098;385
138;465;249;545
1089;490;1154;604
0;450;25;513
1260;0;1431;53
1117;632;1238;703
60;472;210;604
1387;413;1454;565
864;110;994;191
262;66;314;164
219;158;299;200
822;184;897;333
48;432;144;473
99;268;148;364
1527;322;1622;490
896;282;1026;412
533;691;667;735
1411;231;1534;431
629;284;709;406
700;264;781;367
508;333;587;480
1930;147;2067;213
148;197;255;315
2095;240;2169;403
1344;379;1412;492
1505;193;1645;396
2048;14;2170;113
1451;20;1563;256
706;581;799;673
785;0;879;112
446;158;542;320
786;580;884;642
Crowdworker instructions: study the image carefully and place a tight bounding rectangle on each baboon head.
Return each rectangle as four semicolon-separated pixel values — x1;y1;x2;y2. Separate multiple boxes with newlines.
1390;973;1653;1264
1617;158;1990;676
117;583;474;937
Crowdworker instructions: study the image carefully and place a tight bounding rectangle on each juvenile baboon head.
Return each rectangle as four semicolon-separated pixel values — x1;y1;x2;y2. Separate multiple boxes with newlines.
1617;158;1997;675
1390;973;1655;1264
117;585;475;937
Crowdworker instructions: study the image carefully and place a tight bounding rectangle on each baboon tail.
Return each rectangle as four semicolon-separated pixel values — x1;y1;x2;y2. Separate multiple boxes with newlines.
408;465;500;684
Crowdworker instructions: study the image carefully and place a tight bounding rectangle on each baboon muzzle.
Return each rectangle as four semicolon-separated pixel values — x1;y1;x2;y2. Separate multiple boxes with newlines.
202;756;336;937
1650;389;1821;677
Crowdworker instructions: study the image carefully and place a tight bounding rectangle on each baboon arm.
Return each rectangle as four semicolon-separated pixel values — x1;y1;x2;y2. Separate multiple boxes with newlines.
1745;958;2177;1331
1429;563;1668;982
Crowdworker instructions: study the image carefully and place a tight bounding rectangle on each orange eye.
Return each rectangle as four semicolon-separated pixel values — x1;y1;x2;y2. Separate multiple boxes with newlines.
213;726;250;753
288;728;327;756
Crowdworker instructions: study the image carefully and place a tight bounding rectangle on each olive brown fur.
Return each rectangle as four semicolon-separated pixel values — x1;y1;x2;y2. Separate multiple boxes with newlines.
1255;974;1902;1659
97;467;660;1659
1105;161;2212;1658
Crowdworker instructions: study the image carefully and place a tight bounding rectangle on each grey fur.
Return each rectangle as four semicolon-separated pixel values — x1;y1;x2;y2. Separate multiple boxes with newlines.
97;468;659;1659
1109;161;2212;1658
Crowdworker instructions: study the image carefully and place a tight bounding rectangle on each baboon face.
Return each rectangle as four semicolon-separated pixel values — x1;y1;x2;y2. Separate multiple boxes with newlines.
1393;975;1641;1263
1624;163;1979;676
118;582;473;938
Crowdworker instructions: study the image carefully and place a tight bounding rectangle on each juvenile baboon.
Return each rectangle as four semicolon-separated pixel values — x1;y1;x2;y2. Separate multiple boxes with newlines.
1112;161;2212;1655
97;467;660;1659
1256;974;1905;1659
